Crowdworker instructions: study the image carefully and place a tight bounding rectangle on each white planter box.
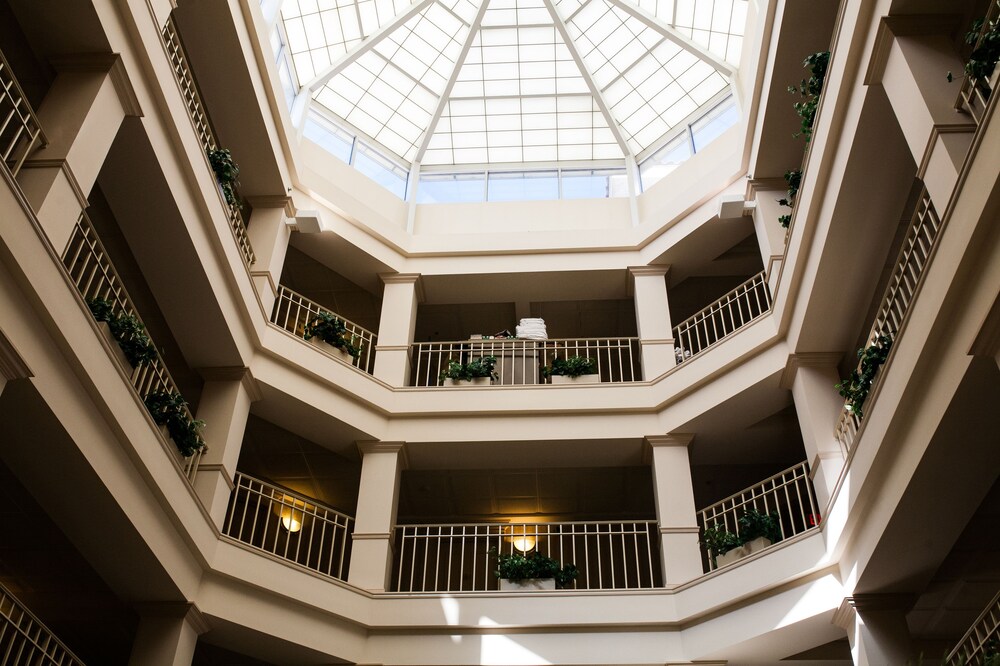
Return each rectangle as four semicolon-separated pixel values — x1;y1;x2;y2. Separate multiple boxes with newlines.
715;537;772;568
98;322;131;370
308;335;352;361
500;578;555;591
550;373;600;385
444;376;491;386
744;536;772;554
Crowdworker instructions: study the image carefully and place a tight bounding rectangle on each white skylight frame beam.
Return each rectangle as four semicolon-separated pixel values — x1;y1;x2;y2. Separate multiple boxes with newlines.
605;0;735;76
414;0;491;163
303;0;437;93
541;0;631;158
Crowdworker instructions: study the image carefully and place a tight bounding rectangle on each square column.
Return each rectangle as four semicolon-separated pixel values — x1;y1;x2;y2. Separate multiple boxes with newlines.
0;329;32;398
629;266;675;380
128;602;209;666
833;595;915;666
246;197;293;315
18;55;140;252
348;441;406;592
781;353;847;511
373;274;421;387
647;434;703;585
748;180;788;294
192;368;261;527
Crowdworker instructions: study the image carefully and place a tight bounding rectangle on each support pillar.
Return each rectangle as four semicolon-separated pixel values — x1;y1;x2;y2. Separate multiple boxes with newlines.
629;266;675;379
871;18;975;209
647;434;703;585
246;197;293;315
348;441;406;591
18;55;140;252
373;274;421;387
128;602;209;666
0;329;32;398
781;354;847;512
192;368;261;527
833;595;915;666
749;180;787;294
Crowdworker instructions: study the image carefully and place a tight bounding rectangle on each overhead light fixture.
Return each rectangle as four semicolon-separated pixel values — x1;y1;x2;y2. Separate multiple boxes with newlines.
272;493;306;533
504;524;537;553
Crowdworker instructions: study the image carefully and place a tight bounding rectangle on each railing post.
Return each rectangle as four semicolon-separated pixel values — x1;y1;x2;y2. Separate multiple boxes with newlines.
128;602;210;666
348;441;406;592
749;180;787;294
869;20;974;211
191;368;261;526
373;274;421;386
646;433;703;585
833;595;916;666
246;197;293;314
629;266;674;380
781;353;847;511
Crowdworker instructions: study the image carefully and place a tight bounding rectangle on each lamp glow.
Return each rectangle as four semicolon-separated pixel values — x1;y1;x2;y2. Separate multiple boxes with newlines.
272;493;306;533
280;511;302;532
511;535;536;553
504;524;537;552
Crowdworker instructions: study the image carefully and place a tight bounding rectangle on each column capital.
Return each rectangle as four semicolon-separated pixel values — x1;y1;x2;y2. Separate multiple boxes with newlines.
49;53;142;117
834;594;917;629
133;602;210;635
746;177;788;197
627;265;670;284
645;433;695;448
0;330;32;381
779;352;844;389
357;441;408;467
379;273;424;300
245;195;295;217
196;366;263;402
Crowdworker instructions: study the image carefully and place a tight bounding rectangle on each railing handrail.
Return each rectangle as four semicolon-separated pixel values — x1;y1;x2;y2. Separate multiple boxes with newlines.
955;0;1000;123
697;461;811;518
946;587;1000;664
0;582;86;665
274;285;377;342
412;336;640;347
232;472;354;524
0;46;48;176
398;519;657;529
673;271;768;336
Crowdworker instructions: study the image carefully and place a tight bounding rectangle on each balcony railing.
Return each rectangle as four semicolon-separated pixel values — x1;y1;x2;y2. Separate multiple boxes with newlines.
835;189;942;452
271;285;378;374
392;521;660;592
672;271;771;363
0;582;85;665
410;337;642;387
0;47;46;177
223;472;354;582
62;212;202;480
956;0;1000;125
947;587;1000;665
696;461;819;573
161;16;255;267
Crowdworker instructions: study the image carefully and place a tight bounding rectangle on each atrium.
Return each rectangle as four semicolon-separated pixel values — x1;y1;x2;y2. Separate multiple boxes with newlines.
0;0;998;664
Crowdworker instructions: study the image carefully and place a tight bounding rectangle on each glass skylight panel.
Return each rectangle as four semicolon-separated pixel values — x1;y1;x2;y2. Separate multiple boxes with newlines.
671;0;748;64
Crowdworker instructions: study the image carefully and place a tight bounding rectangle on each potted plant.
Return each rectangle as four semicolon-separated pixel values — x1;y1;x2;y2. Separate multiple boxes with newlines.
702;509;781;568
491;548;579;590
836;335;892;418
207;148;241;210
88;297;158;369
439;356;497;386
701;524;743;568
144;390;207;457
303;312;363;361
543;355;600;385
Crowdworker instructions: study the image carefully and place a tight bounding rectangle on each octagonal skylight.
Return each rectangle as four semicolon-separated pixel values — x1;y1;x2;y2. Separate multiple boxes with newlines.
279;0;748;167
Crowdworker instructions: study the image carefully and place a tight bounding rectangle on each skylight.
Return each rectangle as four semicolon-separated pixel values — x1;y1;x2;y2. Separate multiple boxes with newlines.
279;0;748;167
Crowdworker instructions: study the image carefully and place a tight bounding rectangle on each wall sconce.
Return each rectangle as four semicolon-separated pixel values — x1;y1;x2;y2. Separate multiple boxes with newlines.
504;524;536;553
272;493;306;533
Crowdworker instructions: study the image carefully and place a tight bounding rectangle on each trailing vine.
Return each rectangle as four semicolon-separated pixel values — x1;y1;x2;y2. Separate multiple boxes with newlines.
788;51;830;142
961;17;1000;85
88;297;158;368
836;335;893;419
303;312;363;358
776;168;802;229
144;391;207;457
207;148;241;209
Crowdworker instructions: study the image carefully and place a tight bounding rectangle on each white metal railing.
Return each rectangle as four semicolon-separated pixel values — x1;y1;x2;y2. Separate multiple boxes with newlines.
223;473;354;581
672;271;771;362
393;521;660;592
410;338;642;387
161;16;255;266
0;583;85;665
696;461;819;573
270;285;378;374
0;46;46;177
947;588;1000;665
61;212;203;480
956;0;1000;125
835;189;942;452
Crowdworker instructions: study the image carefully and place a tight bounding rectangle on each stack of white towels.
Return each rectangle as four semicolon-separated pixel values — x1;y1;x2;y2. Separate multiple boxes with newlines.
515;318;548;340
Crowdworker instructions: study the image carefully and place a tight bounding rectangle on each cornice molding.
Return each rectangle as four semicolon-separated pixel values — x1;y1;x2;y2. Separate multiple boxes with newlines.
917;123;976;182
645;433;695;448
351;532;393;541
379;273;425;302
19;160;89;209
133;602;210;634
0;330;32;381
659;526;700;535
245;195;295;218
49;52;142;117
197;366;263;402
779;352;844;389
628;265;670;278
194;464;235;491
746;177;787;197
866;15;961;85
356;441;408;468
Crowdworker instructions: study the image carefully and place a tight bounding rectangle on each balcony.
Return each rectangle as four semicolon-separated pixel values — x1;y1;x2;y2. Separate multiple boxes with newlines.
947;588;1000;665
0;46;46;179
0;583;85;666
955;0;1000;126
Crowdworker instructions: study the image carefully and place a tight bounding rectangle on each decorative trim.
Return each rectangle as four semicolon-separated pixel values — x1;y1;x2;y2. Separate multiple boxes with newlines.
659;526;701;535
746;177;787;198
373;344;411;352
645;433;695;448
916;123;976;182
379;273;425;302
197;367;263;402
245;195;295;217
0;330;32;382
640;338;675;346
832;597;856;631
351;532;393;541
357;440;408;468
133;602;210;635
779;352;844;390
866;15;961;85
19;160;90;209
249;270;277;297
195;464;235;491
849;593;917;613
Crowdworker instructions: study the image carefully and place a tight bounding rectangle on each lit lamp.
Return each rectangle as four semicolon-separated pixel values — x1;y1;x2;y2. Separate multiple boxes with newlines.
504;524;537;553
272;493;306;533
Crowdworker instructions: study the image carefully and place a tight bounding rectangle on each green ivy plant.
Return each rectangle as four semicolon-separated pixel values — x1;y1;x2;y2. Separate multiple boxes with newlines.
701;524;742;564
88;297;158;368
836;335;893;419
543;355;598;378
788;51;830;142
207;148;241;209
491;548;579;589
439;356;498;382
962;17;1000;86
144;390;207;457
777;168;802;229
738;509;781;544
303;312;363;359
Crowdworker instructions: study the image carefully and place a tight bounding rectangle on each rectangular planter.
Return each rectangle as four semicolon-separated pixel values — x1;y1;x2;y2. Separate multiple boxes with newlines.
716;537;772;568
308;335;352;362
98;322;132;371
500;578;555;591
549;373;600;385
444;376;491;387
